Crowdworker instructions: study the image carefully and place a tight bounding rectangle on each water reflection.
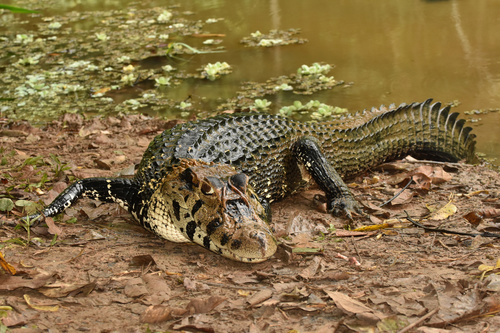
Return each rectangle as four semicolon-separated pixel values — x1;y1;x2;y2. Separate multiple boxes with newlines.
1;0;500;160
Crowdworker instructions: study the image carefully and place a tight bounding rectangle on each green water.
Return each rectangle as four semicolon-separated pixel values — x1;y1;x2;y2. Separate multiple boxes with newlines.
2;0;500;160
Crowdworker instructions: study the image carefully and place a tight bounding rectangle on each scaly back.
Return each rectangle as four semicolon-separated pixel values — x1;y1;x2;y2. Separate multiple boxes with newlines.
310;99;477;178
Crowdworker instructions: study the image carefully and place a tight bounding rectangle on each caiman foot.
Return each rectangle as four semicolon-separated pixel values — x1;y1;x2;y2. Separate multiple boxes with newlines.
315;194;364;220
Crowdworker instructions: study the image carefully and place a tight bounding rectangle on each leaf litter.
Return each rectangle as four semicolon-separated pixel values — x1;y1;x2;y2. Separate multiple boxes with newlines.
0;116;499;332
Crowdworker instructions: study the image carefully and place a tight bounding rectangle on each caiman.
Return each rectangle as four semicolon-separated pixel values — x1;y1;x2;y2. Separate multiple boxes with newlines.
23;99;477;262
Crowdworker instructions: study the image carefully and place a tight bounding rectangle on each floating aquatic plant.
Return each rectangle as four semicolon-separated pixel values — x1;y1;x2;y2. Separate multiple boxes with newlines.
252;99;271;111
155;76;171;86
95;32;109;41
179;101;192;109
241;29;307;47
202;62;232;81
274;83;293;91
279;100;347;119
48;22;62;29
157;10;173;23
297;63;331;77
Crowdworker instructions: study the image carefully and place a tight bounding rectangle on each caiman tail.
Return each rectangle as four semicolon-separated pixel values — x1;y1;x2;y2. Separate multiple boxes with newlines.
320;99;477;178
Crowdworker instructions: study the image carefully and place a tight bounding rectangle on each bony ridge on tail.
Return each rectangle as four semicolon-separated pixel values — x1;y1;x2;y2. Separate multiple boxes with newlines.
23;99;477;262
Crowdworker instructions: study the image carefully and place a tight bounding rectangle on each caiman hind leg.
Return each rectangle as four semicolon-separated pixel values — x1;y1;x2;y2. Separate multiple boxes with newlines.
23;177;139;222
291;136;363;220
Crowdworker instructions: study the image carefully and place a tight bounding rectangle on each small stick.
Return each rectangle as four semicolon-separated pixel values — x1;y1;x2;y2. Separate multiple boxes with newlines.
398;307;439;333
404;211;500;238
379;176;413;207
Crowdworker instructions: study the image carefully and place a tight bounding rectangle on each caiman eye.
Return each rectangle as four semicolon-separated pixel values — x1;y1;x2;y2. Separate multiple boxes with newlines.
230;173;248;191
206;176;224;190
201;181;215;195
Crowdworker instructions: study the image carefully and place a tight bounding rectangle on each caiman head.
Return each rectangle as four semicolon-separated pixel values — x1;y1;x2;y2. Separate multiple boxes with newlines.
155;159;277;263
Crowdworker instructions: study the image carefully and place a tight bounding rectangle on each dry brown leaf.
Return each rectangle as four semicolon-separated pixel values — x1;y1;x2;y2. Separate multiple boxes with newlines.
141;273;171;295
44;217;63;236
183;277;197;291
466;208;500;221
130;254;156;268
140;305;186;323
325;290;385;321
1;311;28;327
299;256;322;280
172;323;215;333
39;282;96;298
335;229;370;236
0;273;56;291
390;189;414;205
412;172;432;191
229;272;259;285
429;167;453;184
247;289;273;307
185;295;226;315
427;294;500;328
463;211;483;226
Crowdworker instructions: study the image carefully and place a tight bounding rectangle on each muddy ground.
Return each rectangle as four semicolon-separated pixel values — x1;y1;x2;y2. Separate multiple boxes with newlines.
0;114;499;333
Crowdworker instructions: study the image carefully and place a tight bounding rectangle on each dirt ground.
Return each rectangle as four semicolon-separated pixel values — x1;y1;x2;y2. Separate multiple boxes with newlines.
0;114;499;333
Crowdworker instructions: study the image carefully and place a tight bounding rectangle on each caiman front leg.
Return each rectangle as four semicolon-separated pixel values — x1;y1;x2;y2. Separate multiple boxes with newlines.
292;136;363;220
23;177;139;223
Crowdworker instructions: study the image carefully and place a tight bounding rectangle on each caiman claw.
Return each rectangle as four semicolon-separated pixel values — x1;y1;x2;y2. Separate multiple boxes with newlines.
315;194;364;221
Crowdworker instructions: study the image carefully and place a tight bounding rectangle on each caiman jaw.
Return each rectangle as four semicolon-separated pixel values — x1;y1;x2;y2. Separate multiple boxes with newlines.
155;160;277;262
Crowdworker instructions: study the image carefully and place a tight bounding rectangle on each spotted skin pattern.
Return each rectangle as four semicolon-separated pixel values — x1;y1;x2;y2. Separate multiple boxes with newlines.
24;100;477;262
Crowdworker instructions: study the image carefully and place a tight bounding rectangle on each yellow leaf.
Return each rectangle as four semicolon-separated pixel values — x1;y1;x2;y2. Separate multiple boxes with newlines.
23;294;59;312
466;190;489;197
0;251;16;275
237;289;251;297
428;197;457;220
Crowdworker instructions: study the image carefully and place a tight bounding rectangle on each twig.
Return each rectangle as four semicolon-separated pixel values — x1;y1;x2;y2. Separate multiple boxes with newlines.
404;211;500;238
379;176;413;207
203;281;269;291
350;237;362;264
398;307;439;333
403;159;466;166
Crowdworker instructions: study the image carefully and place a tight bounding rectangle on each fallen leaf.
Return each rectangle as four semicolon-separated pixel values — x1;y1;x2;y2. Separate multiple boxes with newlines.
427;166;452;184
0;251;16;275
336;229;370;236
427;197;457;220
124;278;148;298
24;294;59;312
299;256;322;280
140;305;186;323
39;282;96;298
463;211;483;226
391;188;415;205
130;254;156;268
44;217;63;236
465;190;489;197
185;295;226;315
172;324;215;333
325;290;385;321
247;289;273;307
183;277;197;291
0;273;56;290
92;87;111;95
141;273;171;295
1;311;28;327
411;172;432;191
291;247;322;254
478;258;500;279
